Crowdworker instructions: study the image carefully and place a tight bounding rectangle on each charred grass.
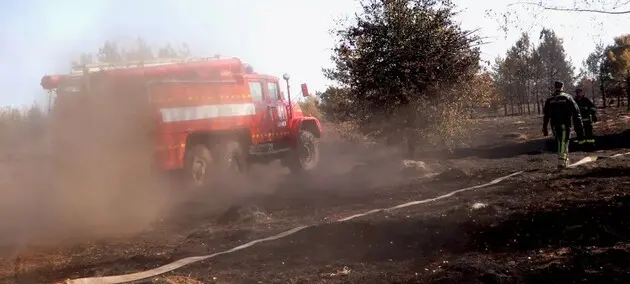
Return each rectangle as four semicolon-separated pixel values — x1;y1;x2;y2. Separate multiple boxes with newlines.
0;107;629;283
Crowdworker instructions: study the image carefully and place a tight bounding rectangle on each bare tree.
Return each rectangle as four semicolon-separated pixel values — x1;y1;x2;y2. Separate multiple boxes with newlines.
508;1;630;15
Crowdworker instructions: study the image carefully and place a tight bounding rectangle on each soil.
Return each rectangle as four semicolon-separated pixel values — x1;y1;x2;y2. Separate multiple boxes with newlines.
1;107;629;284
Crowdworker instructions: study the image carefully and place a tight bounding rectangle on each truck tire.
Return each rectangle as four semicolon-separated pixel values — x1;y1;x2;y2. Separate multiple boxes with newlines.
286;130;320;173
184;144;214;190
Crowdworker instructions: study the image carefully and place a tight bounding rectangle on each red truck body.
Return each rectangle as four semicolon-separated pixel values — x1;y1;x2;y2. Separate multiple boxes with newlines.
41;57;321;184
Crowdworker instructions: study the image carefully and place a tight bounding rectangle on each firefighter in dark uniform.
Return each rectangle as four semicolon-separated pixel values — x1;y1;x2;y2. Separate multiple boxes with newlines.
542;81;585;168
574;88;597;147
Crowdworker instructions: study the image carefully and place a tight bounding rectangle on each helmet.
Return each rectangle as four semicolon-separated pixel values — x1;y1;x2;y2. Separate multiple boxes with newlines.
553;81;564;89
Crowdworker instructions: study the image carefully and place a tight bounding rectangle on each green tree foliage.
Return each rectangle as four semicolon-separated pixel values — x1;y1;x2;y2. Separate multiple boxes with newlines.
493;33;535;115
536;29;574;91
318;86;353;122
157;43;179;58
97;40;124;63
604;34;630;109
584;43;607;79
465;71;502;110
72;37;192;68
323;0;483;155
580;34;630;109
298;95;323;120
581;43;608;107
493;29;574;115
123;37;155;62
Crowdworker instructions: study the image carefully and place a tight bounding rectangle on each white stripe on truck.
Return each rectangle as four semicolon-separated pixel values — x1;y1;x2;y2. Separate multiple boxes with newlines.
159;103;256;122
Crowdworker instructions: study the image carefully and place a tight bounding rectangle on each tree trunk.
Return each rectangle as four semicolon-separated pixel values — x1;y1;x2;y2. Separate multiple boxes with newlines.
590;79;596;107
600;80;606;108
520;91;525;115
526;81;531;115
527;101;531;115
626;77;630;111
536;89;540;115
617;90;621;108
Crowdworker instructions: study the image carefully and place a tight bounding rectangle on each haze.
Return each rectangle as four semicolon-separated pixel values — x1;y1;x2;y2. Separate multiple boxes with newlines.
0;0;627;107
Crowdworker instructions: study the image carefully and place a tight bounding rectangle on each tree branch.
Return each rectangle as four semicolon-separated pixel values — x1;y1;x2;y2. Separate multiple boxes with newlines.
508;1;630;14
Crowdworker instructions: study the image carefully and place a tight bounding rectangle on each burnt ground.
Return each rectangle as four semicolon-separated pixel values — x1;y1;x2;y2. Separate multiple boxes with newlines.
1;108;629;284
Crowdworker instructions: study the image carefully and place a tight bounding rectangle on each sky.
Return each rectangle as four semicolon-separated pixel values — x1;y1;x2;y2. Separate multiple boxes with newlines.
0;0;628;107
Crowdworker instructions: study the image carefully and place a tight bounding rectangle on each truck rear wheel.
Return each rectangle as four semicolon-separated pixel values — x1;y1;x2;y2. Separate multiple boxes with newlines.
184;144;214;190
286;130;320;173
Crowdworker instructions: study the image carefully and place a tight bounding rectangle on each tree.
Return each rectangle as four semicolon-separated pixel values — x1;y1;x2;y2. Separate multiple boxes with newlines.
97;40;124;63
489;1;629;41
493;33;539;115
323;0;482;156
491;28;574;116
491;56;512;116
157;43;179;58
530;46;547;114
71;53;94;68
605;34;630;110
536;29;574;94
297;95;323;120
508;1;630;15
493;54;518;115
124;37;155;62
583;43;607;107
508;33;533;115
318;86;354;122
72;38;194;71
177;42;192;58
463;71;503;115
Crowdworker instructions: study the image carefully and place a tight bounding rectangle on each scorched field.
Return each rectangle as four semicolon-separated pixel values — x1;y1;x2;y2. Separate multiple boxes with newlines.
1;108;630;284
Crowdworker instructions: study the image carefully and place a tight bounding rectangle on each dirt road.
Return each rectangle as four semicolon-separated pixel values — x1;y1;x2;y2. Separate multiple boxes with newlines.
1;109;629;284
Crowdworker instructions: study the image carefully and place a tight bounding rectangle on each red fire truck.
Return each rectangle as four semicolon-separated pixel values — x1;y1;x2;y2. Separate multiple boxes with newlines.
40;57;322;189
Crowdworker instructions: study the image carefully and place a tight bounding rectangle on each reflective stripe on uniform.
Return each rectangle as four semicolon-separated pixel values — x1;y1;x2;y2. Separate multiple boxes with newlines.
558;125;568;166
578;138;596;144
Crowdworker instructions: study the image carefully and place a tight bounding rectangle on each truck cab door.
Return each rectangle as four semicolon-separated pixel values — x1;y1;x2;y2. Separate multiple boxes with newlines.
248;81;273;144
265;80;290;137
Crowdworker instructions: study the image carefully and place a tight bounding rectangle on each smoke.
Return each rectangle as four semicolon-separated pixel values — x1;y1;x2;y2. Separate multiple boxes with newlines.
0;0;430;261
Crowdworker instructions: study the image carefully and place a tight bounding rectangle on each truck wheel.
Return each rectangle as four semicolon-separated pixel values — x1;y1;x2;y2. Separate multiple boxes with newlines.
184;144;213;190
286;130;320;173
213;140;247;175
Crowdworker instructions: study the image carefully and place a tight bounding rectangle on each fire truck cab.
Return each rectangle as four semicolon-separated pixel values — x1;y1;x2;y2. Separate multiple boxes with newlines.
40;57;322;189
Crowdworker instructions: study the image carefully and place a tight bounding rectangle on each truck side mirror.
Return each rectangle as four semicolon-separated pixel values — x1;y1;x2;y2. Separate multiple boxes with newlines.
301;83;309;97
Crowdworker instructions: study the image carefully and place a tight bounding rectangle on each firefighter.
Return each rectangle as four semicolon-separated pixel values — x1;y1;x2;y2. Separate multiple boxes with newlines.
574;88;597;147
542;81;585;168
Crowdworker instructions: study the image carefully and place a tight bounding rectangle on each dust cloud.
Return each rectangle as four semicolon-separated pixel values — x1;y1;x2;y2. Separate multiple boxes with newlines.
0;77;169;256
0;73;432;260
